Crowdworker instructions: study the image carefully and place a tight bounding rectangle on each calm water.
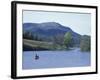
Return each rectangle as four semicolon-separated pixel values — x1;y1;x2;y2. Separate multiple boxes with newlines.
22;48;90;69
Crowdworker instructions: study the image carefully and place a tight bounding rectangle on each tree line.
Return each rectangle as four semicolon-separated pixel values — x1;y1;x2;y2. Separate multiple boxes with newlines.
23;31;91;51
23;31;42;41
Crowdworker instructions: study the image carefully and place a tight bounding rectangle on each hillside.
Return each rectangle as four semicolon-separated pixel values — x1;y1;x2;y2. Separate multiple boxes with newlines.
23;22;81;50
23;39;66;51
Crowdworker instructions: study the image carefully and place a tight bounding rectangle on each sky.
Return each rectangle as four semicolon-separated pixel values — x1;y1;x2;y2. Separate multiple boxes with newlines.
23;10;91;35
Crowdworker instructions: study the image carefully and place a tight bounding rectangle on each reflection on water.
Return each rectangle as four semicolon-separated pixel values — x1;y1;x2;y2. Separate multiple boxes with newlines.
22;48;90;69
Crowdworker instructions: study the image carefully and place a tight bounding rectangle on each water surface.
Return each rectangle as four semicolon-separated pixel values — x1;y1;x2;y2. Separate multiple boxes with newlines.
22;48;90;69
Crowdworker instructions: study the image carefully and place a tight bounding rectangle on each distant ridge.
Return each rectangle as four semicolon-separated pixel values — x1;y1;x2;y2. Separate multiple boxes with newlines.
23;22;81;46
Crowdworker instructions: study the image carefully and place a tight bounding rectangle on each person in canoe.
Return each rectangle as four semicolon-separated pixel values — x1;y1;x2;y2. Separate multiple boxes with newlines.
35;54;39;60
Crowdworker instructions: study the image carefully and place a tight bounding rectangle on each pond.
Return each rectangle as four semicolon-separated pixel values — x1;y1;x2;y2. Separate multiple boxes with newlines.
22;48;90;69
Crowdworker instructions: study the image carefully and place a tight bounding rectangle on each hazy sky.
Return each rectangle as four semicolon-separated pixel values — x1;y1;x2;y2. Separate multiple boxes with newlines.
23;10;91;35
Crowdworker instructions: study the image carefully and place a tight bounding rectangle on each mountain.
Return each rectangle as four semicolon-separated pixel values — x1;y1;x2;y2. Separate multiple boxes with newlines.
23;22;81;46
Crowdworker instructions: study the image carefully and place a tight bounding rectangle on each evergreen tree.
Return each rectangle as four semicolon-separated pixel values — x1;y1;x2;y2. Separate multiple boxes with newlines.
80;35;91;51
